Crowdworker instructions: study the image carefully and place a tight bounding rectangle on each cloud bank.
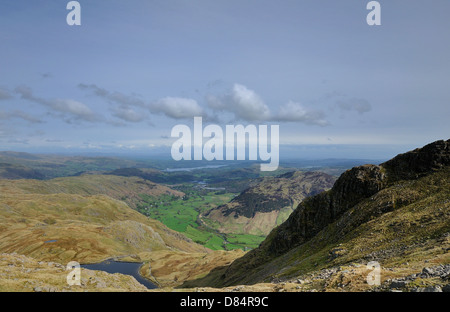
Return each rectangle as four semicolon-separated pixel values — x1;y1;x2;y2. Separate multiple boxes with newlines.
0;110;43;124
78;83;147;123
274;101;329;126
206;84;271;122
150;97;204;119
15;86;99;123
206;83;328;126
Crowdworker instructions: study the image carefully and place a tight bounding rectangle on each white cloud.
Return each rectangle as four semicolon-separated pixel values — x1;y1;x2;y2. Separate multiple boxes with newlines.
274;101;329;126
150;97;204;119
206;83;328;126
77;82;330;126
50;98;98;122
112;108;146;122
206;83;271;122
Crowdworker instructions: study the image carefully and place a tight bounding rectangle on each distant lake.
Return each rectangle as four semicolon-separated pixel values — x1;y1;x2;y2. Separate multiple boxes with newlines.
164;164;227;172
81;260;157;290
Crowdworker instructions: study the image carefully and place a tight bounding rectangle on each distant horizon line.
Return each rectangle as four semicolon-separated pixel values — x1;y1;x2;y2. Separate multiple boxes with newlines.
0;144;402;164
5;138;447;162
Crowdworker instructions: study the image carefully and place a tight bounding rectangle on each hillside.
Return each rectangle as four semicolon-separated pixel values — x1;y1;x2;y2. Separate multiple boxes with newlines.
0;175;207;266
203;171;336;236
0;152;140;179
0;162;47;180
182;139;450;291
0;174;184;209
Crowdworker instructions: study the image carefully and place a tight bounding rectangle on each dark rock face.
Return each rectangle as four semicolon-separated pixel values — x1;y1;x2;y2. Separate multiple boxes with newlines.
212;171;336;219
382;139;450;182
266;139;450;256
268;165;386;255
221;190;291;218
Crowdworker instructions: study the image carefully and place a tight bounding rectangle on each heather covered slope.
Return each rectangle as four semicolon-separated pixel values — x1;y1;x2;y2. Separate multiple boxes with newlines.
204;171;336;236
182;139;450;289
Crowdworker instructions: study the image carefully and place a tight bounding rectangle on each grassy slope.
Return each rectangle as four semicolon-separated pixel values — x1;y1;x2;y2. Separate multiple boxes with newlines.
0;176;207;265
138;249;245;288
0;174;264;253
136;190;265;250
0;152;143;179
0;174;184;209
0;174;253;288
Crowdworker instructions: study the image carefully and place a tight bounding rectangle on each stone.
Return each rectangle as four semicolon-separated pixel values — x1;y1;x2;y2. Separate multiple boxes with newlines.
411;286;442;293
390;280;409;289
422;267;434;275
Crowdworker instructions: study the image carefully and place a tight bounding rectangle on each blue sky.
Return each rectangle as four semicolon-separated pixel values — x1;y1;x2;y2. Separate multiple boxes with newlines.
0;0;449;159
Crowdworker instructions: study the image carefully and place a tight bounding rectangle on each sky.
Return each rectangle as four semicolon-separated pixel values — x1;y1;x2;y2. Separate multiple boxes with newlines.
0;0;449;160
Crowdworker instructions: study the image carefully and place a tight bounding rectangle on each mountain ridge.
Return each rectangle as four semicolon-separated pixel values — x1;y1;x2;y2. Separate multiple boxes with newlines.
181;139;450;289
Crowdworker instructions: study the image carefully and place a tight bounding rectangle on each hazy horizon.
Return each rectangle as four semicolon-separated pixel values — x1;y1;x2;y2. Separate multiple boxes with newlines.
0;141;423;162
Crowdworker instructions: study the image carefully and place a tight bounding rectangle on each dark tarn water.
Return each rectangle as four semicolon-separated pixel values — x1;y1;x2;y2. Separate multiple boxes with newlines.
81;260;157;290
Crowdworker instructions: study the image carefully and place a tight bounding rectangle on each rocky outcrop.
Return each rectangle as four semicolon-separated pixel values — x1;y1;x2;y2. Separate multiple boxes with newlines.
268;164;386;255
266;139;449;256
384;265;450;292
382;139;450;182
219;171;335;219
204;171;336;236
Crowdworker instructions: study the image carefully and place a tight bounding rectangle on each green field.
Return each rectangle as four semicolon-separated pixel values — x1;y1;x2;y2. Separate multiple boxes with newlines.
136;185;265;250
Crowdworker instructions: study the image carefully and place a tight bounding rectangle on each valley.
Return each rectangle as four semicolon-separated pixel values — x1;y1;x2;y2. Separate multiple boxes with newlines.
0;140;449;293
